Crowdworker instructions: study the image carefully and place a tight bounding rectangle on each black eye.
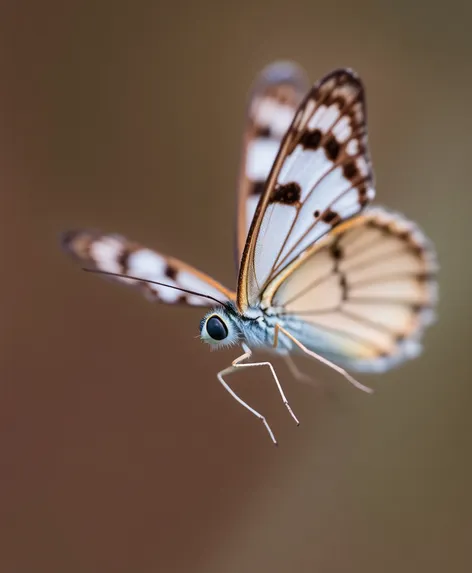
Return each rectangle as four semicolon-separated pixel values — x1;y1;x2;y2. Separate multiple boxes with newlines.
206;316;228;341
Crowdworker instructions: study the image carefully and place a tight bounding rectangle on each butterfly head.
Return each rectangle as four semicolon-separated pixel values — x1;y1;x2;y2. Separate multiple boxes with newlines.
199;307;240;349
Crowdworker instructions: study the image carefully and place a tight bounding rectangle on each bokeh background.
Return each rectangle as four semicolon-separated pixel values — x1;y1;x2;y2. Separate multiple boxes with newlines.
1;1;470;572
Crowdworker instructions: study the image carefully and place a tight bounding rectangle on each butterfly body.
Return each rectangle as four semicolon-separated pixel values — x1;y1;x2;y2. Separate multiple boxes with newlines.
200;302;299;353
63;62;437;443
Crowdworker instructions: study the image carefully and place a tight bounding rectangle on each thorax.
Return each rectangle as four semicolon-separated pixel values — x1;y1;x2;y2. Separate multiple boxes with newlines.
236;305;294;353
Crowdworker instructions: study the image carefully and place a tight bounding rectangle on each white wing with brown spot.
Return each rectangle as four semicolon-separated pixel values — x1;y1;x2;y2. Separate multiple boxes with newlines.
62;230;235;307
236;61;308;263
264;208;438;371
237;68;375;311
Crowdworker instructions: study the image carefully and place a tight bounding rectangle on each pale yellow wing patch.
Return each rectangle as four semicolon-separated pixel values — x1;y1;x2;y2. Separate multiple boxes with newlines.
263;208;438;372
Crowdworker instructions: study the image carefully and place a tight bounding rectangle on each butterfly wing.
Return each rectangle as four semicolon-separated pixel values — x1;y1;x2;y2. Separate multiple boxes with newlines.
235;61;309;264
263;208;438;372
237;68;374;311
62;230;235;306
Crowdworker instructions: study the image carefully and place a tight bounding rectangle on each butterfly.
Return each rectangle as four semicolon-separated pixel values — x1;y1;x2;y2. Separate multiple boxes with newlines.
62;62;438;444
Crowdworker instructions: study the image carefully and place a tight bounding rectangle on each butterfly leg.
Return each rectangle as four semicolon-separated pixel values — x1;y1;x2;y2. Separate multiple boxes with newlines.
217;363;278;445
217;343;299;445
274;324;373;394
236;343;300;426
279;350;313;384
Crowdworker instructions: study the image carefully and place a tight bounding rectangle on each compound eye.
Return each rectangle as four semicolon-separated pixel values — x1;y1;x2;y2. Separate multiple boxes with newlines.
206;315;228;341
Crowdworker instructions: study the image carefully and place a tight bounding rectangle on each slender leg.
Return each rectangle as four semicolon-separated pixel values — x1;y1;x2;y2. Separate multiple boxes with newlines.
217;364;278;444
279;350;313;384
273;324;373;394
217;343;299;445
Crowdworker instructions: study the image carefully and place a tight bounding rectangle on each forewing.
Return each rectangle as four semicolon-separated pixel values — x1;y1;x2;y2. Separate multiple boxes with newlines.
263;208;438;372
236;61;308;263
237;68;374;311
62;230;235;306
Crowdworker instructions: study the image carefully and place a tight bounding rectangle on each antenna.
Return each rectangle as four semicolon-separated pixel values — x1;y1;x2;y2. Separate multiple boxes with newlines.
82;268;226;306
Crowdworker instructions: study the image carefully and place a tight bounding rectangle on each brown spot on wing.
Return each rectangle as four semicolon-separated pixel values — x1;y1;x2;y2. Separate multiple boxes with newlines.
117;249;130;274
324;136;340;161
397;230;410;241
300;128;322;150
269;182;301;205
358;185;369;207
339;274;348;300
410;244;424;257
254;125;271;138
251;181;266;196
343;161;358;180
322;209;341;225
165;264;178;281
331;243;343;260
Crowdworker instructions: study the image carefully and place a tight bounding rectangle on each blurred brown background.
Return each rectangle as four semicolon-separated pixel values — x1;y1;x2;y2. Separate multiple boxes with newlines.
0;1;470;572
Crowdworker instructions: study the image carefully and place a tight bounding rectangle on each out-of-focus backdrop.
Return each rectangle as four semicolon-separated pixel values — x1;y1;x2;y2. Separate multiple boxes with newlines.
0;1;470;572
